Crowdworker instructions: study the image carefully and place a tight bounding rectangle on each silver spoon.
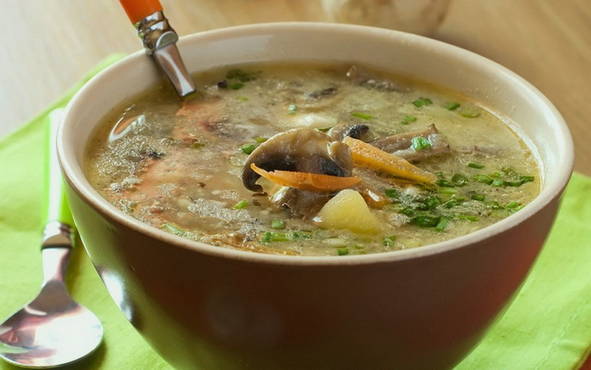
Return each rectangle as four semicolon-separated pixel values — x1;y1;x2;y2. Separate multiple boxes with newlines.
0;109;103;368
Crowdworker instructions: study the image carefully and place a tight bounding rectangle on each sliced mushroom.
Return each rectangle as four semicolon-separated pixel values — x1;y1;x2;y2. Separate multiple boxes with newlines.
346;65;408;92
456;145;506;156
371;124;450;161
271;186;333;218
296;85;345;112
352;168;398;208
242;128;353;192
328;123;371;141
307;86;338;99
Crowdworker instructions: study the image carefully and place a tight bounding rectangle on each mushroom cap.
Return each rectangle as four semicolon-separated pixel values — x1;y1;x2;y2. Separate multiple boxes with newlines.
242;128;353;192
328;123;370;141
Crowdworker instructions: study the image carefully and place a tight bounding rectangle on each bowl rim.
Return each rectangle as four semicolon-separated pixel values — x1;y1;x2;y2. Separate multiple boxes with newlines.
59;22;574;266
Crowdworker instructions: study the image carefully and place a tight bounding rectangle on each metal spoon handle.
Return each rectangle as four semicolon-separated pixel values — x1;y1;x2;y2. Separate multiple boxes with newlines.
43;109;75;285
47;109;73;226
120;0;196;97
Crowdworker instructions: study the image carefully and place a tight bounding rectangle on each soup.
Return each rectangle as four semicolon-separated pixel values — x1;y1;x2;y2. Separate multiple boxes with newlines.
85;63;539;256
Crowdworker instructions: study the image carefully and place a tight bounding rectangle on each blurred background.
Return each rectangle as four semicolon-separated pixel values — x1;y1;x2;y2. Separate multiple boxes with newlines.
1;0;589;172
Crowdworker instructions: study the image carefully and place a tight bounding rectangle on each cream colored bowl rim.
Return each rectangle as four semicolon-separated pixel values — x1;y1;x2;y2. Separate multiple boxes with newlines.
59;22;574;266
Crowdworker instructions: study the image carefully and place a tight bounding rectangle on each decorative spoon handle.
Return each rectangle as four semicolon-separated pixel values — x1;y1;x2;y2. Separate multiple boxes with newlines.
120;0;162;23
47;109;73;226
119;0;196;97
42;109;75;285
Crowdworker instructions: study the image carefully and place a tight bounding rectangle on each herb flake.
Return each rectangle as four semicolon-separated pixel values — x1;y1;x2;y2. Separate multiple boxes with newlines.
412;97;433;108
435;216;449;232
271;219;286;230
444;102;460;111
233;200;249;209
240;143;258;154
468;162;485;169
383;235;396;247
411;136;432;151
351;111;375;120
400;115;417;125
337;248;350;256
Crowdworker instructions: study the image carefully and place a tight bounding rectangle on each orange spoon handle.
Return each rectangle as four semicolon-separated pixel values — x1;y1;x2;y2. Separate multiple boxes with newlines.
120;0;163;24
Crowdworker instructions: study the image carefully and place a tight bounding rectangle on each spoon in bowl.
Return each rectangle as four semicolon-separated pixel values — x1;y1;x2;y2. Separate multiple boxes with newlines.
119;0;196;97
0;109;103;368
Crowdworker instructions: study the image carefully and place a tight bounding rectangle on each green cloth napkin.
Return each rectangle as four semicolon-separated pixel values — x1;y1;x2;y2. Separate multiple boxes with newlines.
1;56;590;370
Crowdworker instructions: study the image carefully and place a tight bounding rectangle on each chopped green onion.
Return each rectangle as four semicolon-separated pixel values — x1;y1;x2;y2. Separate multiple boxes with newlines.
419;196;441;210
236;96;249;101
451;174;468;187
385;188;400;199
468;162;485;169
351;111;374;120
505;175;535;187
411;215;441;228
383;235;396;247
229;82;245;90
290;231;313;240
254;137;268;143
491;178;505;187
337;247;350;256
438;187;457;195
435;216;449;232
161;223;187;236
411;136;432;151
261;231;290;243
443;197;465;208
233;200;249;209
288;104;297;114
400;115;417;125
437;178;455;187
191;142;205;149
271;219;285;229
444;102;460;111
504;180;521;187
471;193;486;201
316;127;332;133
240;143;258;154
505;201;522;210
505;202;524;213
400;207;416;217
473;174;493;184
457;214;479;222
460;110;481;118
412;97;433;108
226;69;258;82
261;230;313;243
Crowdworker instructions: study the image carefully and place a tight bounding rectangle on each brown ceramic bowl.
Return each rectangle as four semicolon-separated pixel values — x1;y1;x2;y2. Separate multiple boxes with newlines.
58;23;573;369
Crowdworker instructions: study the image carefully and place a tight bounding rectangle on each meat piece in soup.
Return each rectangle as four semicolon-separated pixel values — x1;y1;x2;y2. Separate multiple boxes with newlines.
85;63;540;256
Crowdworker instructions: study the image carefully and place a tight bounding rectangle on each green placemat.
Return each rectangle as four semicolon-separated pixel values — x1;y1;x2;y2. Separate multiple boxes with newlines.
1;56;590;370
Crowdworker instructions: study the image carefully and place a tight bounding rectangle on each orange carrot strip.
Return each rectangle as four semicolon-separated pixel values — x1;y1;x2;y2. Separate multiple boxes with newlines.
250;164;361;192
120;0;163;24
343;137;437;184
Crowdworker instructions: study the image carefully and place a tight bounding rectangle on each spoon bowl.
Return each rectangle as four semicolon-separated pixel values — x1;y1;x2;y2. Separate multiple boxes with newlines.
0;235;103;369
0;269;103;368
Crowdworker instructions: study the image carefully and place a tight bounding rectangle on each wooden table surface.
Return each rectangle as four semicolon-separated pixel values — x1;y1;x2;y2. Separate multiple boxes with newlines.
2;0;590;367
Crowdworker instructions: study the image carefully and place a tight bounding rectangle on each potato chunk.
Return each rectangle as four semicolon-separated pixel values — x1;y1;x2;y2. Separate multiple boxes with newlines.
315;189;382;234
